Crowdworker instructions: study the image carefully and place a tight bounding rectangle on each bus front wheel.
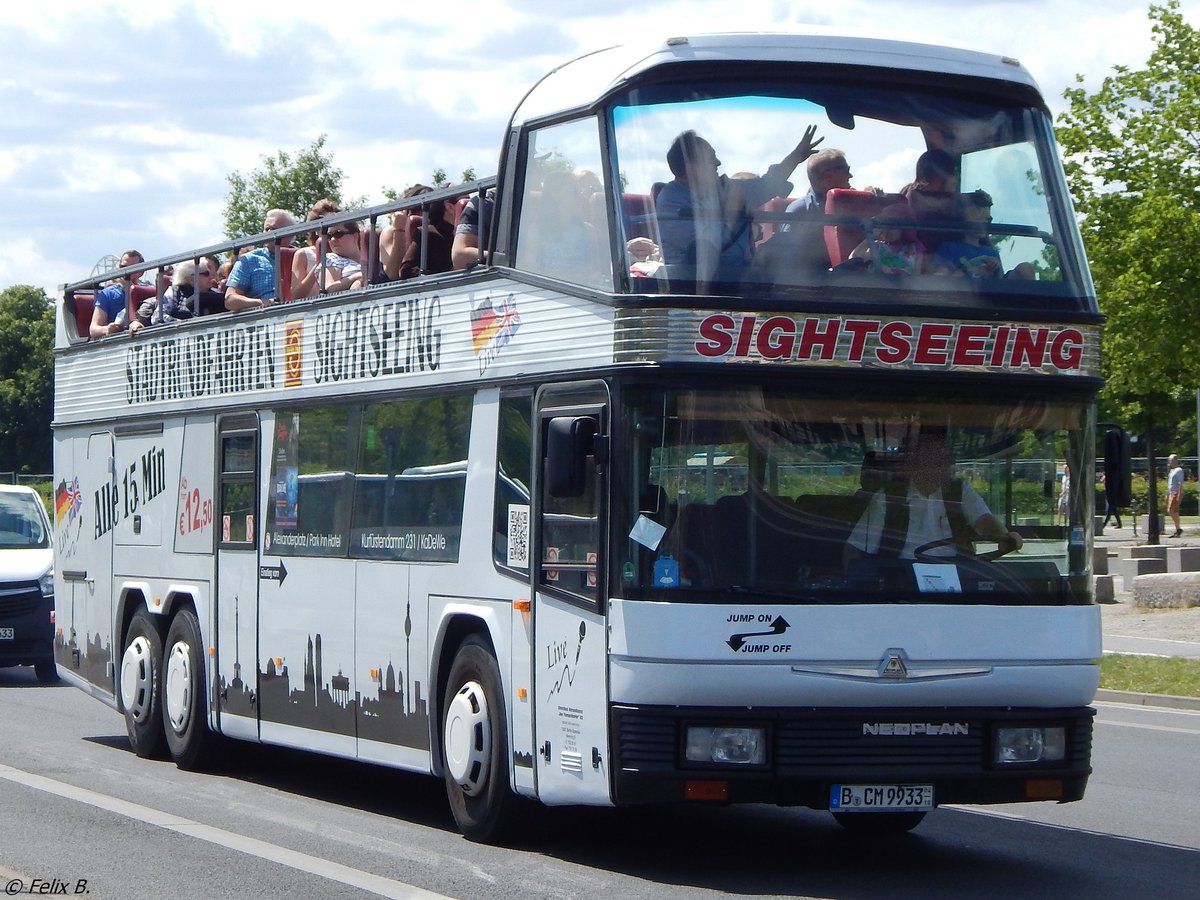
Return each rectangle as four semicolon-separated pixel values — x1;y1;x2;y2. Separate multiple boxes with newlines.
163;608;218;771
120;610;166;759
441;634;520;843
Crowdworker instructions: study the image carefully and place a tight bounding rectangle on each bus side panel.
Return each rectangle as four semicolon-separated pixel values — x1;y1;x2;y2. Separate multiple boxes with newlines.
53;429;117;700
355;562;433;770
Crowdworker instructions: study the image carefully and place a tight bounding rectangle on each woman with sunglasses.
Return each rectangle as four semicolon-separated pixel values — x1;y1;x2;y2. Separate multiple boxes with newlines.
323;222;366;292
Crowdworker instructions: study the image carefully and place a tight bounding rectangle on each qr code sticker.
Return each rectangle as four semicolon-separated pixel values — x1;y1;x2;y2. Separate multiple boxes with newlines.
507;504;530;568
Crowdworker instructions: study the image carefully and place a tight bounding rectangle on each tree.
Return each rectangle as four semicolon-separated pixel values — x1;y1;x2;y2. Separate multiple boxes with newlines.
1057;1;1200;430
1056;1;1200;533
223;135;363;238
0;286;54;474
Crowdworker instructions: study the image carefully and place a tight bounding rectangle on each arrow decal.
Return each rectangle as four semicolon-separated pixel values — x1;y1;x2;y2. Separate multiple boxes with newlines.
259;560;288;584
727;616;790;651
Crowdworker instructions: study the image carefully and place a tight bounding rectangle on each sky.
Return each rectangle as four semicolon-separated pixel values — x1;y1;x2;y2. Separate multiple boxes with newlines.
2;0;1192;299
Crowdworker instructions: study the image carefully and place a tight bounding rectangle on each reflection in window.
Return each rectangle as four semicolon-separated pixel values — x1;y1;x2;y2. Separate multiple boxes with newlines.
352;396;471;562
494;394;533;570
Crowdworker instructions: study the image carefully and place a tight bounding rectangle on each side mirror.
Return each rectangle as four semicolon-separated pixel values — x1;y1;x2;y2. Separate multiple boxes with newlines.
546;416;597;498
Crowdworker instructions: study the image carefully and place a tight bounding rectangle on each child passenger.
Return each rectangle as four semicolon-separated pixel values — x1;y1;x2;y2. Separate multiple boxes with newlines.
849;204;928;274
931;190;1002;278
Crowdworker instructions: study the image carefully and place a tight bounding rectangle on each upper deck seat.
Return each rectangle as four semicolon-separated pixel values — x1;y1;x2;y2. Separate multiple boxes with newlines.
70;292;94;340
277;246;296;301
620;193;656;240
757;196;794;245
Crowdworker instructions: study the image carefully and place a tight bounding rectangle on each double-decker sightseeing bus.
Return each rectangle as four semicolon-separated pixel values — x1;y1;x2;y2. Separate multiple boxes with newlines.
53;33;1106;840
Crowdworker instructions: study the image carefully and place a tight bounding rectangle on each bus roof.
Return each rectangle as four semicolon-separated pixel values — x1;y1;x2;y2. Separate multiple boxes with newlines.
510;31;1040;127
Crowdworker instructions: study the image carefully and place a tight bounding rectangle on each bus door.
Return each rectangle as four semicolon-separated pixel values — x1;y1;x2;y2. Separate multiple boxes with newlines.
214;416;260;741
532;383;611;805
57;431;116;694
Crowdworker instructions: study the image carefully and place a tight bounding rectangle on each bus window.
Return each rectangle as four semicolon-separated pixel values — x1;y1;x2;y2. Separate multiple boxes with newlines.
352;395;472;562
265;407;356;558
514;117;613;290
495;393;533;571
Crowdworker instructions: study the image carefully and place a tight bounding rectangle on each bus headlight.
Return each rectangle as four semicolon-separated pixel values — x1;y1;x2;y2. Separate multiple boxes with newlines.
685;726;765;765
995;726;1066;764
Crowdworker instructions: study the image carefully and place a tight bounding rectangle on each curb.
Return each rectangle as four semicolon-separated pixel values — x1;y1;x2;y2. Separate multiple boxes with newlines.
1094;688;1200;710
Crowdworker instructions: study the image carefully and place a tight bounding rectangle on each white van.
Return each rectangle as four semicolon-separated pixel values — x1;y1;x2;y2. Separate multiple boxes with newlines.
0;485;55;682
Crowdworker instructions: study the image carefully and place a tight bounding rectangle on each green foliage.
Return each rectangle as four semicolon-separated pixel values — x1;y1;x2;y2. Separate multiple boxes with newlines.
1100;654;1200;698
223;135;364;238
0;286;54;473
1056;1;1200;440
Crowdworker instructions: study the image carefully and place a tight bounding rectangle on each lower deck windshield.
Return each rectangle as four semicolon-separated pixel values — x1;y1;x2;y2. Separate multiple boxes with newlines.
621;385;1092;605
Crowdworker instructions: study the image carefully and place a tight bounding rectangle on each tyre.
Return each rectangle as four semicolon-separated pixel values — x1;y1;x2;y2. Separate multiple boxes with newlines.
34;660;58;684
442;634;521;843
833;811;927;834
120;609;166;759
163;608;218;771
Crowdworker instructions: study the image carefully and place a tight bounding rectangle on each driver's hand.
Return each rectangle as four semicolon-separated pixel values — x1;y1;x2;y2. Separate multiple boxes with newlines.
1002;531;1023;552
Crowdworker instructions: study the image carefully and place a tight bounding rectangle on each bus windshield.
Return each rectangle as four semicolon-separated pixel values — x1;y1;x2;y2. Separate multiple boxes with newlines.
620;384;1092;605
611;75;1090;307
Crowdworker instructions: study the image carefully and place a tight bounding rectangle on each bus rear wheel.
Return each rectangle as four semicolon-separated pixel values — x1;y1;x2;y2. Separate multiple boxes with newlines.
120;610;166;759
442;634;520;843
163;608;218;771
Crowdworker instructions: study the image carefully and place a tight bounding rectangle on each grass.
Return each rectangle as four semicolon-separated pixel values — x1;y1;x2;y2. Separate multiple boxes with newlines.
1099;654;1200;698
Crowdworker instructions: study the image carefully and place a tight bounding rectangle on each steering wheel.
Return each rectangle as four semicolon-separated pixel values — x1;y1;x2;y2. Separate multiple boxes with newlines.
912;536;1013;562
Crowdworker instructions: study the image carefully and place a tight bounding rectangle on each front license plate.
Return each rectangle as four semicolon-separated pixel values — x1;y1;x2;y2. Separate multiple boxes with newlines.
0;628;13;640
830;784;934;812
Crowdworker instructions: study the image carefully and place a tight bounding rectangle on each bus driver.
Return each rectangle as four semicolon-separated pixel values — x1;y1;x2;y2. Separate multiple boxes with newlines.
843;431;1023;565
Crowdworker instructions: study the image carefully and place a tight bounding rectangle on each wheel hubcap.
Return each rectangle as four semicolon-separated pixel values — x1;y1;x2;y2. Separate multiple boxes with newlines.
120;636;154;723
444;680;490;796
164;641;193;733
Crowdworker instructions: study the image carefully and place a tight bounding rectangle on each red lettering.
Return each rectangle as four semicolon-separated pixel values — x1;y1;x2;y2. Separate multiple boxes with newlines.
952;324;992;367
1010;327;1049;368
914;323;954;365
990;325;1010;367
798;317;840;360
695;314;735;357
735;315;757;357
843;320;881;362
756;316;797;359
876;321;913;364
1050;329;1084;370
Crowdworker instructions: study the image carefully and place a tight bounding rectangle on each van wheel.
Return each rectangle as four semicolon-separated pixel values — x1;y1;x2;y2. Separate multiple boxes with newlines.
163;609;217;770
120;610;166;758
34;660;58;683
442;635;521;843
833;811;927;834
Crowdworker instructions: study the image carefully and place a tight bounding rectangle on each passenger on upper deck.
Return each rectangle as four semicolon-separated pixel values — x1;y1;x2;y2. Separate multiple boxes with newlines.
90;249;144;338
225;209;296;312
291;198;341;300
900;149;959;253
128;259;213;334
783;149;861;219
452;189;494;270
930;190;1003;278
381;184;433;281
323;221;366;293
843;430;1022;565
848;204;930;275
399;196;455;280
654;127;822;282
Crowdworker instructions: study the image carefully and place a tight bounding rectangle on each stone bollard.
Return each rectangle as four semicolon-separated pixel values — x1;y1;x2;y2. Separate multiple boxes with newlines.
1093;574;1115;603
1165;545;1200;573
1093;546;1109;575
1131;572;1200;609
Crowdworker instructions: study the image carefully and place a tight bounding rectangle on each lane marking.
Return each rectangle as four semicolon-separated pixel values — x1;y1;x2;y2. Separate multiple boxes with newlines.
945;806;1200;852
0;763;454;900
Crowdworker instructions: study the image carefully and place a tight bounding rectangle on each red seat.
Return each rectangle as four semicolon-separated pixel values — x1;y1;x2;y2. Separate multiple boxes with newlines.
823;189;900;266
757;196;794;245
70;292;94;340
276;246;296;301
